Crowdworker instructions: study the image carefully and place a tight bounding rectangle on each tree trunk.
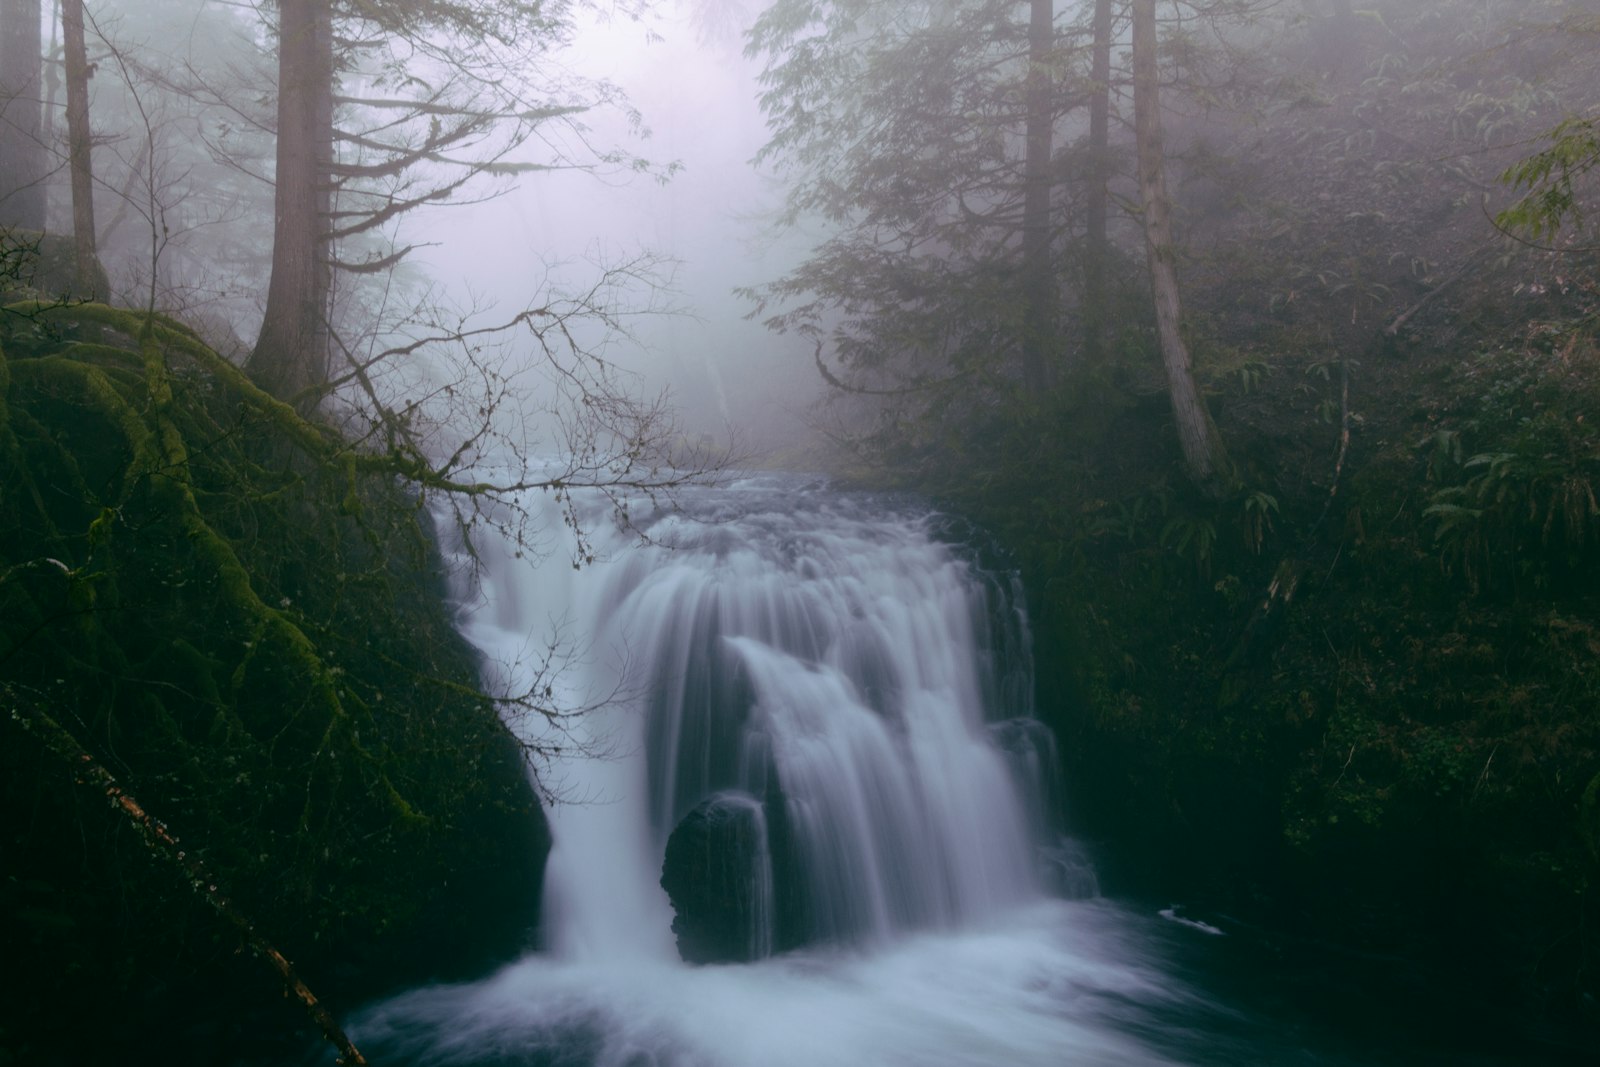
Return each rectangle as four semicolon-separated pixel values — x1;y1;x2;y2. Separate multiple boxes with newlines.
1019;0;1055;393
61;0;97;295
0;0;46;231
1131;0;1232;499
249;0;334;408
1082;0;1112;365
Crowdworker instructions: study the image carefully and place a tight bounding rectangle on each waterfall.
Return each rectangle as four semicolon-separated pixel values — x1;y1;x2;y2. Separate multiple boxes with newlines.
455;474;1054;958
354;474;1189;1067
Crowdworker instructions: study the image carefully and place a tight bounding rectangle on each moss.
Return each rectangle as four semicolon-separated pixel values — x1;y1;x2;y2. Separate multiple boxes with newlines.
1;303;548;1064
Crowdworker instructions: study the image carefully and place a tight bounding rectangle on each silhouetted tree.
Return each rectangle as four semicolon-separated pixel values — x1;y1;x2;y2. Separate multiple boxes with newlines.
248;0;656;409
61;0;100;294
250;0;333;403
1131;0;1232;498
1081;0;1112;365
1020;0;1058;393
0;0;45;230
745;0;1087;446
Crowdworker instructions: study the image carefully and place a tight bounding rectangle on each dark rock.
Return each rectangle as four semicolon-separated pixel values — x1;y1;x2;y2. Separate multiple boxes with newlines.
660;792;774;964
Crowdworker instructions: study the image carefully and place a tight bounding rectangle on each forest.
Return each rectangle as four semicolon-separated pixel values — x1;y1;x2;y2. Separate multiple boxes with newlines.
2;1;1598;1065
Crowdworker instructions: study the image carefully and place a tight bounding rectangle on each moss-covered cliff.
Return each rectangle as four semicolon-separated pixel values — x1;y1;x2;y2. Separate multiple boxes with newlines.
0;296;548;1064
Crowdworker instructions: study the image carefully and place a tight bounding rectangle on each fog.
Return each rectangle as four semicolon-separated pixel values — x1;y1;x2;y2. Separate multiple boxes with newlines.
12;0;1594;475
408;4;825;461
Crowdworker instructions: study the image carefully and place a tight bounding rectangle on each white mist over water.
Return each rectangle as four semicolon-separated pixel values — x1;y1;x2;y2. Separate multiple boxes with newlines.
354;474;1197;1066
355;901;1190;1067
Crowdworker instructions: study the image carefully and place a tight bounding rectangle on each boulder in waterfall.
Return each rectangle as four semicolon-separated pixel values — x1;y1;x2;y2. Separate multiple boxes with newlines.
660;792;774;964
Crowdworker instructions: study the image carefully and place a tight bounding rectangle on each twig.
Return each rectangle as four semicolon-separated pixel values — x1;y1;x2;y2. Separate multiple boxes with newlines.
1480;196;1600;255
1307;355;1352;540
1471;744;1499;802
1384;246;1490;337
1331;743;1357;789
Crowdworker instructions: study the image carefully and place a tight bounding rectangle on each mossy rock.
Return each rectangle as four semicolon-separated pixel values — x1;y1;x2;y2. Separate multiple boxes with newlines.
1;302;549;1063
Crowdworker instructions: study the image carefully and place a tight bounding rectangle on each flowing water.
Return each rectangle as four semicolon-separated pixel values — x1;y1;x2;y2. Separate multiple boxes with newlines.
344;475;1575;1067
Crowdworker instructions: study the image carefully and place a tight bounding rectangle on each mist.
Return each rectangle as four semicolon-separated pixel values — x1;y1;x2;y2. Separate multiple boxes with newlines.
407;3;826;462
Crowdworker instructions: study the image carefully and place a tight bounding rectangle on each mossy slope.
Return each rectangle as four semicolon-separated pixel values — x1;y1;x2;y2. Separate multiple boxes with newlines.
0;301;548;1064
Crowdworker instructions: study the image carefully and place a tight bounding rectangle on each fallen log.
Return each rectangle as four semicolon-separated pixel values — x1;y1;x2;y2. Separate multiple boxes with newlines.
4;686;368;1066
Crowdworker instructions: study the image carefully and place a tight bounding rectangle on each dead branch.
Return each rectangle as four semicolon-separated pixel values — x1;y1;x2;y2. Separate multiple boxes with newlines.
5;688;368;1067
1308;354;1353;539
1384;245;1491;336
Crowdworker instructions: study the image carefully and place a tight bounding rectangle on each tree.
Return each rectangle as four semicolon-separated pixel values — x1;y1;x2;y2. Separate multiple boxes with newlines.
1081;0;1112;365
247;0;658;412
250;0;333;404
1020;0;1058;393
60;0;99;294
58;1;327;344
744;0;1091;452
0;0;45;230
744;0;1282;487
213;0;728;565
1131;0;1232;498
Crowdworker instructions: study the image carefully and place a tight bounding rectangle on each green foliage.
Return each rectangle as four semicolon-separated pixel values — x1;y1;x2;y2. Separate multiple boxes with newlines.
1160;513;1218;579
1497;117;1600;242
1236;358;1271;394
1423;333;1600;592
1240;489;1278;554
1450;80;1557;148
1426;446;1599;587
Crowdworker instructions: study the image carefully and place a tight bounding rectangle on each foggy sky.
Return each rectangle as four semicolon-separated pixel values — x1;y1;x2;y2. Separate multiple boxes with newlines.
409;5;823;458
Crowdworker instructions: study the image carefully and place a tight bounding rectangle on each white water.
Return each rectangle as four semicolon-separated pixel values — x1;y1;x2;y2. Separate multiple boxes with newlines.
353;475;1199;1066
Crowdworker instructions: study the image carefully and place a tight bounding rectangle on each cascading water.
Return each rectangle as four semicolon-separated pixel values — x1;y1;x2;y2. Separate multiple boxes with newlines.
607;484;1047;953
350;474;1194;1067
